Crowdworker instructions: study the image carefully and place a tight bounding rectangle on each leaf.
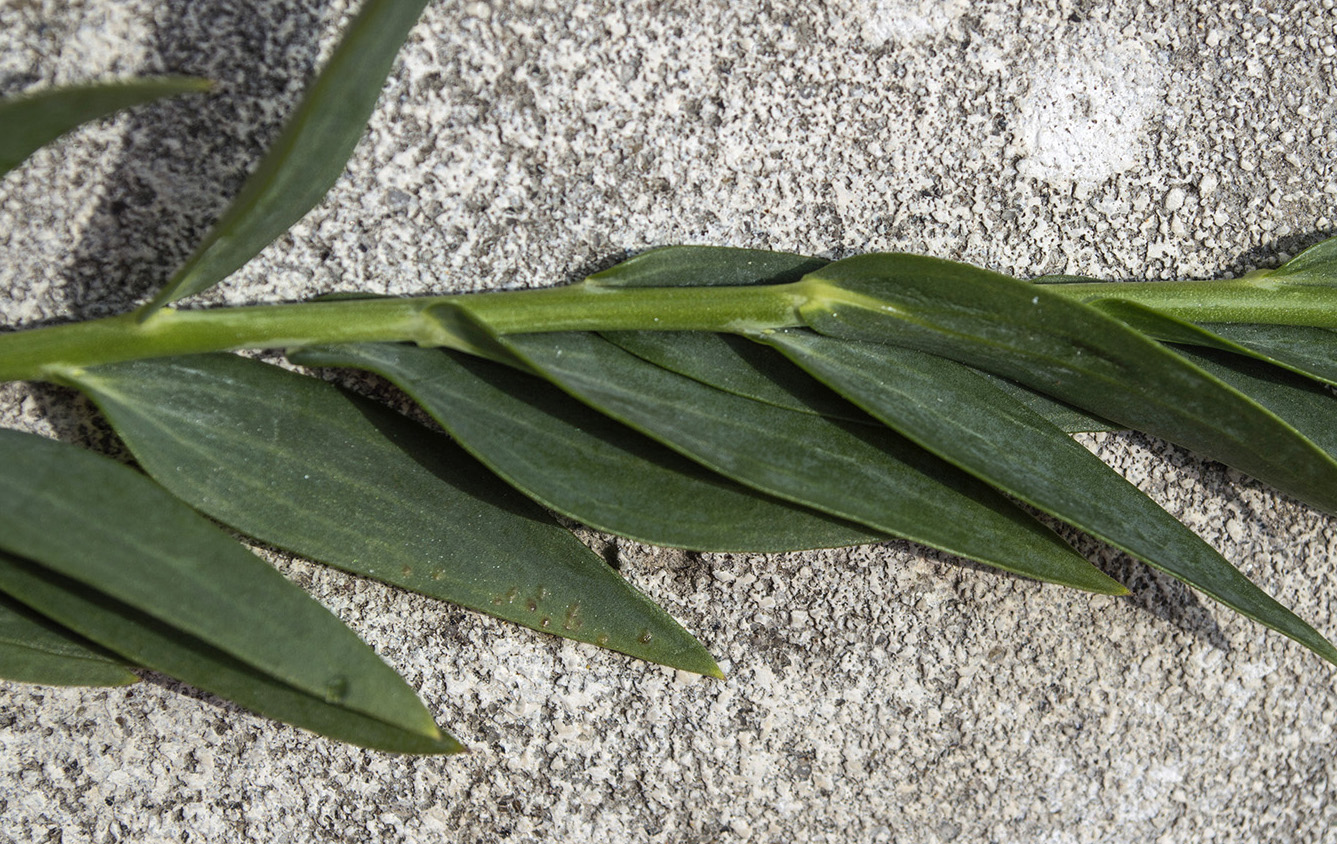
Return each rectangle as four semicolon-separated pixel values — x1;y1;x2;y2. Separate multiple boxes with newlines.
0;427;456;753
585;245;828;288
290;342;883;553
65;354;718;676
1193;323;1337;388
501;331;1125;594
799;254;1337;516
761;329;1337;666
0;587;138;687
971;372;1123;434
1171;346;1337;462
1076;297;1337;388
140;0;432;314
0;553;459;753
593;247;1119;432
605;330;874;423
0;78;210;177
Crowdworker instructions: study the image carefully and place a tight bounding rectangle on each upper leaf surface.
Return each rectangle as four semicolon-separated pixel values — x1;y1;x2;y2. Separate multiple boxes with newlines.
799;254;1337;515
0;588;139;687
604;330;875;423
140;0;432;314
0;427;450;750
762;329;1337;665
0;78;209;177
0;551;459;753
291;342;883;554
501;332;1123;594
1077;298;1337;388
68;354;718;677
585;245;828;288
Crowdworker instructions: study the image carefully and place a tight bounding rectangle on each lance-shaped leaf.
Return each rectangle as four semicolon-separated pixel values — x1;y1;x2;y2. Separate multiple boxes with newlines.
0;552;457;753
499;332;1125;594
971;372;1122;434
593;247;1121;432
1071;297;1337;389
0;428;455;753
1191;323;1337;388
761;329;1337;666
1171;346;1337;463
291;342;883;553
798;254;1337;515
605;330;874;423
0;588;138;687
140;0;432;315
584;245;829;288
0;78;210;177
65;354;718;676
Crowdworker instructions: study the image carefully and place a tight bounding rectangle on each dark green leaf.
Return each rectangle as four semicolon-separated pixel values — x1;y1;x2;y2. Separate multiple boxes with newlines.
800;254;1337;516
762;329;1337;666
0;78;210;177
502;332;1125;594
585;245;828;288
291;342;883;554
1171;347;1337;462
1194;323;1337;388
972;372;1122;433
0;552;459;753
604;331;873;423
0;587;138;687
66;354;718;676
141;0;432;314
0;427;454;752
1077;297;1337;388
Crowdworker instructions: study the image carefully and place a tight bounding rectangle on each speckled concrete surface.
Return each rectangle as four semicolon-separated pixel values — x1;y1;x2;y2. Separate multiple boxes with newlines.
3;1;1337;841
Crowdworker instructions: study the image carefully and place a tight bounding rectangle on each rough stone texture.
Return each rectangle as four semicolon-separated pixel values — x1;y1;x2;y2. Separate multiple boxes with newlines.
3;1;1337;841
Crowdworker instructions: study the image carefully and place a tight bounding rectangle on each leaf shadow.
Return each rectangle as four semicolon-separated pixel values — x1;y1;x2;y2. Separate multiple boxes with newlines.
51;0;328;319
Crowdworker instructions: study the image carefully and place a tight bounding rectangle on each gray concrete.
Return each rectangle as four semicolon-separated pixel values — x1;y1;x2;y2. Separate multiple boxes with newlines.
3;0;1337;841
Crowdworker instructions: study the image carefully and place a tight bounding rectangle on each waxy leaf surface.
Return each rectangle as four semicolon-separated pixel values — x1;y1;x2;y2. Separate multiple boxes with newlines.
502;332;1123;594
585;245;827;288
142;0;432;313
1076;298;1337;388
0;588;138;687
0;78;209;177
605;330;873;423
762;329;1337;665
69;354;717;676
0;428;454;752
291;342;881;554
800;254;1337;515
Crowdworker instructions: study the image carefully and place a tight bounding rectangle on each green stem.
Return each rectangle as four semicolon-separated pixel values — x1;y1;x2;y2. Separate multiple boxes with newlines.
0;282;806;383
1040;270;1337;326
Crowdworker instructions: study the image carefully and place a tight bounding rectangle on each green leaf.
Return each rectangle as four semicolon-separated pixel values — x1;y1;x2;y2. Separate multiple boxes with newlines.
972;372;1123;434
0;552;459;753
291;342;883;553
0;78;210;177
0;587;138;687
761;329;1337;666
0;427;456;753
605;330;874;423
1193;323;1337;388
1075;297;1337;388
65;354;719;677
1171;346;1337;463
140;0;432;314
799;254;1337;516
595;248;1118;431
585;245;828;288
501;331;1125;595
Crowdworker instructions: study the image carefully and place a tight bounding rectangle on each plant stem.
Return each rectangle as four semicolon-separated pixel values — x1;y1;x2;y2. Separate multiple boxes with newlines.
1040;270;1337;326
0;282;807;383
